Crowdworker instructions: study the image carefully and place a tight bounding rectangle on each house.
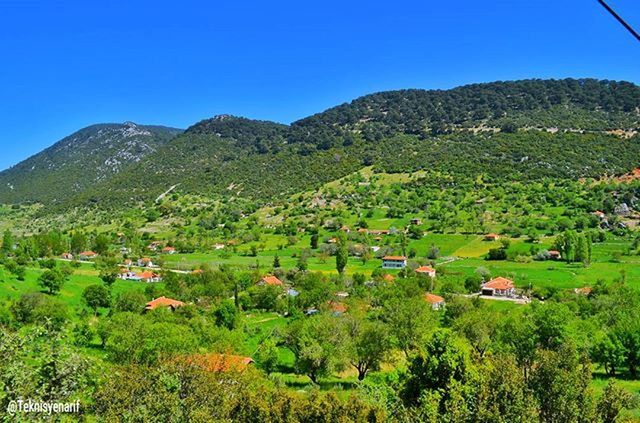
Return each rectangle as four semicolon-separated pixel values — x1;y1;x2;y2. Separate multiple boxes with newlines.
335;291;349;299
137;271;162;283
357;228;369;234
382;256;407;269
79;251;98;260
370;246;381;253
137;257;154;267
415;265;436;278
481;277;515;297
410;218;422;225
162;246;176;254
484;233;500;241
424;293;445;310
181;353;254;373
257;275;284;287
305;308;319;316
214;243;225;250
61;252;74;260
327;237;338;244
191;269;204;275
574;287;592;296
287;288;299;297
147;241;161;251
328;301;347;316
145;296;183;311
120;247;130;254
593;211;607;220
123;259;133;267
119;269;139;280
548;250;562;260
340;225;351;233
369;229;390;236
382;274;396;283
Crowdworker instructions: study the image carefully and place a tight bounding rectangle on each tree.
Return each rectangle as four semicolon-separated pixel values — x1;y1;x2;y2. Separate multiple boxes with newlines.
310;233;319;249
283;315;348;384
598;381;635;423
1;229;13;256
70;232;87;255
272;254;281;268
346;318;391;380
38;269;68;295
381;296;434;357
255;337;279;374
82;284;111;314
529;344;597;423
93;234;111;255
401;329;473;408
591;333;626;376
335;233;348;275
212;300;239;330
427;244;440;260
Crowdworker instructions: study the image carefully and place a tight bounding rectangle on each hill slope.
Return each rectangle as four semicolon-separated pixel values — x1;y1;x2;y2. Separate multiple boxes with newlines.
3;78;640;210
0;122;182;204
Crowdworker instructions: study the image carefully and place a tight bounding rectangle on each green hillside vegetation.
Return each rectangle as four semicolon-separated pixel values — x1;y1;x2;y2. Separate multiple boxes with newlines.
0;122;182;205
2;78;640;420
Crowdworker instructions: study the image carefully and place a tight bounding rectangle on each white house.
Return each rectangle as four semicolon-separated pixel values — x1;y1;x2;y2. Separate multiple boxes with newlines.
481;277;515;297
382;256;407;269
424;293;445;310
415;265;436;278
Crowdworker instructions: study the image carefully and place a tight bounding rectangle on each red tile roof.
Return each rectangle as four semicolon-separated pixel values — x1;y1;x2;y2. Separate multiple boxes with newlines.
382;274;395;282
328;301;347;313
162;246;175;252
382;256;407;261
415;266;436;274
145;296;183;310
137;271;159;280
424;293;445;304
483;277;514;290
259;275;283;286
80;251;97;256
181;353;254;372
575;287;592;295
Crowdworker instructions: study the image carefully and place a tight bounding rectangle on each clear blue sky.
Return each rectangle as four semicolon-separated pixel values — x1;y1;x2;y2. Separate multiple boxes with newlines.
0;0;638;170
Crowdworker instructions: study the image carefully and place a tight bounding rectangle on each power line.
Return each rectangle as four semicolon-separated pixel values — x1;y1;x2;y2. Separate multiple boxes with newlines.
597;0;640;42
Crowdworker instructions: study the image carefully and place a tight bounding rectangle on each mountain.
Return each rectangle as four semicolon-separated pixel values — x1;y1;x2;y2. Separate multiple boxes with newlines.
0;122;182;204
2;78;640;210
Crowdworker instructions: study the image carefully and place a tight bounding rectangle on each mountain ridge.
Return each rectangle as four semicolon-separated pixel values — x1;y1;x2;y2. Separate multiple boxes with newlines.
1;78;639;210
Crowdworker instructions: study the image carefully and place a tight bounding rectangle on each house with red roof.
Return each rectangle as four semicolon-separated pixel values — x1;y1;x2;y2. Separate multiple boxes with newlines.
257;275;284;287
481;277;515;297
548;250;561;260
61;252;74;260
162;246;176;254
78;251;98;260
137;271;161;283
415;265;436;278
484;233;500;241
382;256;407;269
327;301;347;316
424;293;445;310
137;257;154;267
145;296;184;311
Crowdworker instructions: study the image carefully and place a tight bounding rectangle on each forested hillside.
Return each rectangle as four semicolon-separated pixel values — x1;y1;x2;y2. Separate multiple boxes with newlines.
0;123;182;205
1;79;639;211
